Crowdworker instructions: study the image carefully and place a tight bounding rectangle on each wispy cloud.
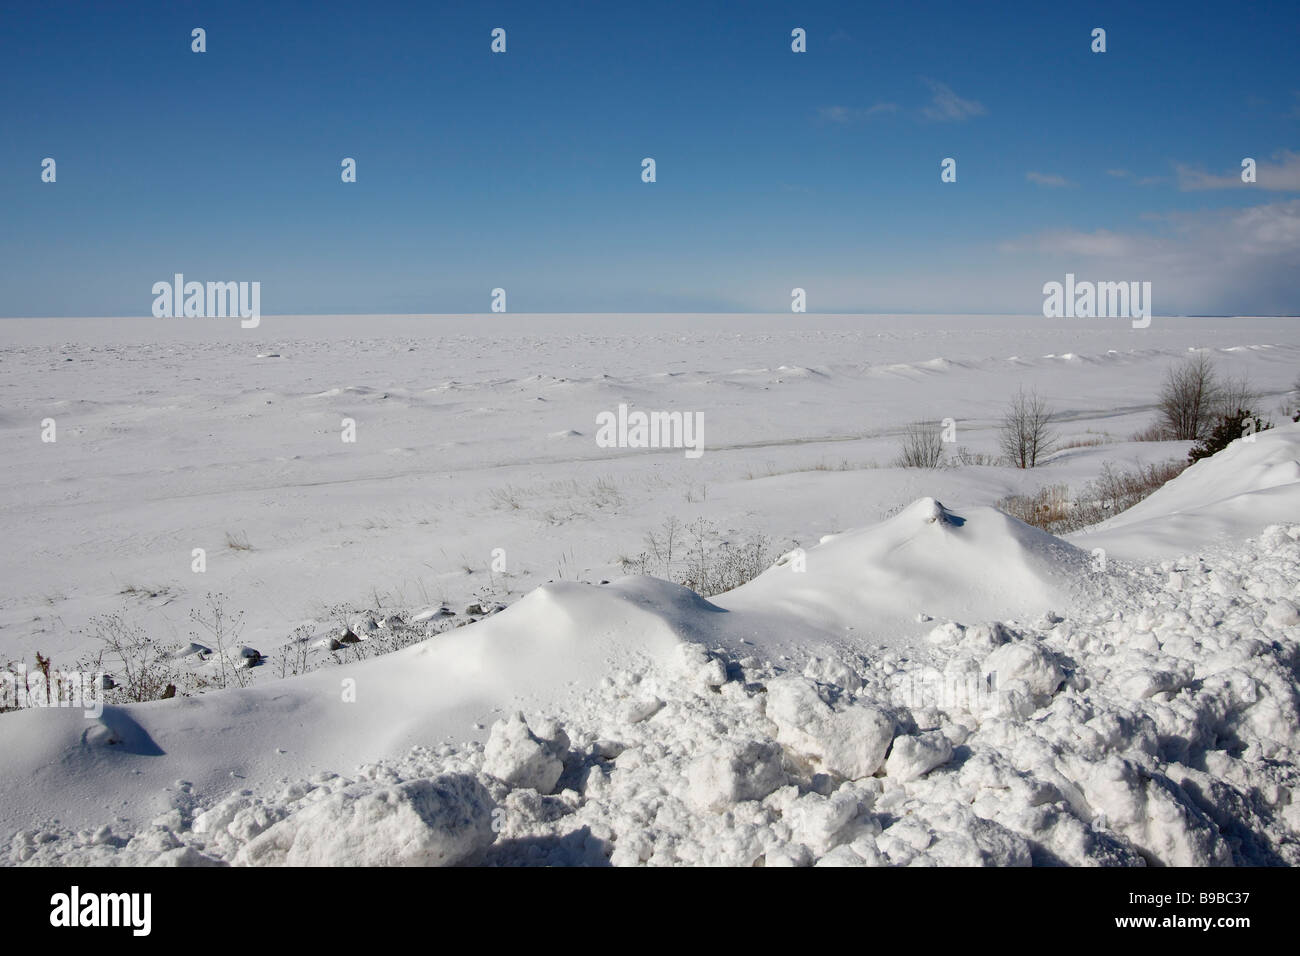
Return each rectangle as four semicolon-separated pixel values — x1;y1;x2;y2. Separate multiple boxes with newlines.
999;199;1300;314
816;103;898;124
920;79;986;122
1107;168;1168;186
1175;150;1300;191
1026;171;1074;188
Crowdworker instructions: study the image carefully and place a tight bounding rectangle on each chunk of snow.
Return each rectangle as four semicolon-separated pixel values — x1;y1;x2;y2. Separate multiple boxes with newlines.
235;775;495;866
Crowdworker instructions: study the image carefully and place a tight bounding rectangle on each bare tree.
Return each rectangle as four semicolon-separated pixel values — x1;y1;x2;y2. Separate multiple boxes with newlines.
1215;373;1258;420
896;421;946;468
1157;353;1220;440
999;387;1057;469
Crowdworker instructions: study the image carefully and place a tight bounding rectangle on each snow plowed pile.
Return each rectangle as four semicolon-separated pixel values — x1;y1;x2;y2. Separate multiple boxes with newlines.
4;430;1300;866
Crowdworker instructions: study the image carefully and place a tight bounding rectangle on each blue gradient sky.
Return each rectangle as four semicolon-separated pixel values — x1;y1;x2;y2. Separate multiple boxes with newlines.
2;0;1298;316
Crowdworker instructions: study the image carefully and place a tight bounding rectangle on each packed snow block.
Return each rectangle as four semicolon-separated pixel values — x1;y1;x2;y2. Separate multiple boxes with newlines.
150;845;224;867
1078;757;1230;866
482;712;570;794
885;731;954;782
686;739;786;812
983;639;1063;703
764;676;894;780
783;786;869;854
1265;599;1299;628
235;775;495;867
802;656;863;691
1117;659;1194;700
675;643;728;689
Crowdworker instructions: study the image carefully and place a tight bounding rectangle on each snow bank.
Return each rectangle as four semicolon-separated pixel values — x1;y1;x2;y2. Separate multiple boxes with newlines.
7;515;1299;867
1073;422;1300;561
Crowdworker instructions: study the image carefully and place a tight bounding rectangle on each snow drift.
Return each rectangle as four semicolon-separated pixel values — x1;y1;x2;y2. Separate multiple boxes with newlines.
1073;421;1300;561
4;428;1300;866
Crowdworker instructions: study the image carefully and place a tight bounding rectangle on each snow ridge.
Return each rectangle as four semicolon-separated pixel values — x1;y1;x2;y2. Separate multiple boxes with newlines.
9;523;1299;867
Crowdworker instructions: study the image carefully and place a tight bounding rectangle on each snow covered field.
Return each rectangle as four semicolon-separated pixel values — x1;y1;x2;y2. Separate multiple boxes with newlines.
1;312;1298;866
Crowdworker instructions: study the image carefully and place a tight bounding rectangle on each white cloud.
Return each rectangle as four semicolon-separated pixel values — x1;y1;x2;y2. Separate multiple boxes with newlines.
816;103;898;124
920;79;986;121
1176;150;1300;191
1026;171;1074;188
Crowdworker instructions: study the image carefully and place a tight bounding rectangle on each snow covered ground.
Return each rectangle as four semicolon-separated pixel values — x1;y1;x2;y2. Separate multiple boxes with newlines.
1;313;1298;866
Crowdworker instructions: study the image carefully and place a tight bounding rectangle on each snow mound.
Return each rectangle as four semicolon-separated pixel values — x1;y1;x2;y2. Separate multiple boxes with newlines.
719;497;1093;652
0;578;693;838
1074;422;1300;561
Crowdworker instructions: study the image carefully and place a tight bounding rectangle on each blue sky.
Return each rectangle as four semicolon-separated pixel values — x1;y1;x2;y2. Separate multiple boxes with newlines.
2;0;1298;316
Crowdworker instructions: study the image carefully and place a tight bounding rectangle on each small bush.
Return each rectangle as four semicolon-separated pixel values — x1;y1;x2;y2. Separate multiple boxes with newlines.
1188;409;1273;464
896;421;946;469
627;516;772;597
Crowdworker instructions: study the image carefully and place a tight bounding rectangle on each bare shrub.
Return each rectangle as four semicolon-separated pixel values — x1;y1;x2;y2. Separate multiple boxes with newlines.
1130;421;1174;442
279;624;315;678
85;611;177;703
642;516;683;578
896;421;946;468
951;447;1002;466
683;518;771;597
1157;353;1220;440
189;592;248;689
998;387;1058;468
1214;374;1259;421
997;484;1071;528
997;459;1186;534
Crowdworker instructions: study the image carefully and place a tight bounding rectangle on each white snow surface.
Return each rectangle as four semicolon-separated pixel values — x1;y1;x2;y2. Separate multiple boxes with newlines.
3;314;1299;866
5;431;1300;865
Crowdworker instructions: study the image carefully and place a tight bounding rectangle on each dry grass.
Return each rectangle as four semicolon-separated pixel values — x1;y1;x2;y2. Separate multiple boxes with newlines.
225;531;254;551
1131;421;1176;442
997;459;1186;534
1058;435;1106;450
